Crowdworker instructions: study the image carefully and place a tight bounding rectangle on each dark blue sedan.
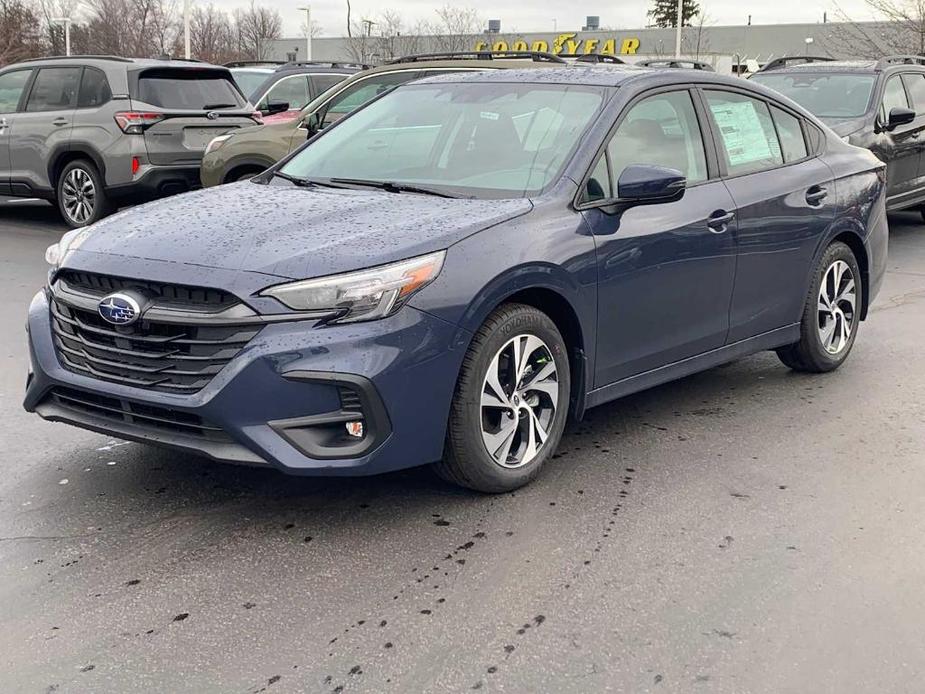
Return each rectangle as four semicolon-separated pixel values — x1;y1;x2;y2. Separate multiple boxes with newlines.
25;66;888;492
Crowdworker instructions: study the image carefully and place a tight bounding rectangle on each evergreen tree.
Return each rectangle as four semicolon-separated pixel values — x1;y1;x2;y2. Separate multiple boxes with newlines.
648;0;701;28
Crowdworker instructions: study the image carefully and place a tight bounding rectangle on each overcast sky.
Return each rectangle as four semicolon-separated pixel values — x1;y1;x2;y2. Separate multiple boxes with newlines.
268;0;881;39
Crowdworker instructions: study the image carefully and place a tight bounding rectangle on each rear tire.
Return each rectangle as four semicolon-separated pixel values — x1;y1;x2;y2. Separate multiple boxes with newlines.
436;304;571;493
56;160;111;228
776;241;862;373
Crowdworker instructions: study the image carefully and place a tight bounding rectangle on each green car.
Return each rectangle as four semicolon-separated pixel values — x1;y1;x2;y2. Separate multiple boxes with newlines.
199;52;569;187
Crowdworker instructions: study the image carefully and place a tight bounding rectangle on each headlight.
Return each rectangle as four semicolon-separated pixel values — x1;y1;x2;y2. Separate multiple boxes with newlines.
205;134;233;156
45;229;90;268
261;251;446;323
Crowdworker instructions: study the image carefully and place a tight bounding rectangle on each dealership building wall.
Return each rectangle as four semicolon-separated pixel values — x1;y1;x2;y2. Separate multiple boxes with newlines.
263;21;897;68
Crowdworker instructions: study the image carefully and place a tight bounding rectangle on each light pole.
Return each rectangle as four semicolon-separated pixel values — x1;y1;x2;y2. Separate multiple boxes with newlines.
298;5;312;61
804;36;814;56
184;0;191;59
674;0;683;58
51;17;72;56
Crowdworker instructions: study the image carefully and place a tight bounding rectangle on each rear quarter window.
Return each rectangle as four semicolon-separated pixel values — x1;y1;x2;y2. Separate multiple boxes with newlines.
135;69;244;110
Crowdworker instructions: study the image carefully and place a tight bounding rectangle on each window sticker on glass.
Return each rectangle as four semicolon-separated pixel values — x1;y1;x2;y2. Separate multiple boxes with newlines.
710;101;775;166
480;111;500;121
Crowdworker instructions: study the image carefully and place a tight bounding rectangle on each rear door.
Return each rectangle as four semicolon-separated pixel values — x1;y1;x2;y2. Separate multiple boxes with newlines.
10;66;81;195
0;68;33;194
701;89;836;342
130;68;255;166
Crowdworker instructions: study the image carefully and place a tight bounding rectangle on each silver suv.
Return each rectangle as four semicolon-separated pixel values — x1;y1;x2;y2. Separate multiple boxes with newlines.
0;55;260;227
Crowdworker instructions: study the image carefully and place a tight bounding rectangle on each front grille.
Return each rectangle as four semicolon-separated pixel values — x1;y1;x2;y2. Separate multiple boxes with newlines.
57;270;237;308
49;275;261;393
49;387;231;442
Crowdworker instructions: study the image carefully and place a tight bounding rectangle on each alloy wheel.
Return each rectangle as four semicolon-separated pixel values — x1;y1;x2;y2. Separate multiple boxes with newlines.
480;334;559;469
817;259;857;355
61;168;96;225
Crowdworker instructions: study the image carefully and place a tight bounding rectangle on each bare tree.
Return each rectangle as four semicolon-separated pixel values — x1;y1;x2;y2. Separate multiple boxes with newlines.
234;1;282;60
829;0;925;57
0;0;43;66
430;4;483;52
184;3;238;64
681;11;712;59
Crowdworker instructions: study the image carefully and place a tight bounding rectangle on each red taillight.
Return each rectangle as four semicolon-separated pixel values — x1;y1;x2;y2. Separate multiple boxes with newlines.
250;111;263;125
131;156;140;175
114;111;164;134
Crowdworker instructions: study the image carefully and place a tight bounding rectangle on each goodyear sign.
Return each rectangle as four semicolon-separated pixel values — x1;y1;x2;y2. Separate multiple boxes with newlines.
474;33;641;56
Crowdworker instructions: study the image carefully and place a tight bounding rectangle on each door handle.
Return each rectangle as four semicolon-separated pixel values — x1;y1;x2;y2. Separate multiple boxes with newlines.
707;210;735;233
0;117;7;134
805;185;828;205
52;118;69;126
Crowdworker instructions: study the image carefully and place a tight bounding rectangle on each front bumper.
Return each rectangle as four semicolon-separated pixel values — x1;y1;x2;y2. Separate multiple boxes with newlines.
24;289;469;476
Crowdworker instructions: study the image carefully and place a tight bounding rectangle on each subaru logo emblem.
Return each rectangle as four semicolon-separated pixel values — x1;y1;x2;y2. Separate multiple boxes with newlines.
206;111;219;120
98;293;141;326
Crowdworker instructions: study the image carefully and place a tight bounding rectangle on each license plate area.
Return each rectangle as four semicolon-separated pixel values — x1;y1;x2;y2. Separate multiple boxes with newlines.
182;127;233;150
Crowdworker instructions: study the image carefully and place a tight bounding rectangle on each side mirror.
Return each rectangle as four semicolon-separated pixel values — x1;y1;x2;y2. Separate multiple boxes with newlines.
887;106;916;130
617;164;686;204
302;111;322;139
263;100;290;116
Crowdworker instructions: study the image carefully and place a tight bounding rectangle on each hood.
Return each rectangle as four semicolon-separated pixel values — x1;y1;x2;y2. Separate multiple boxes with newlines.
819;116;866;138
74;181;533;280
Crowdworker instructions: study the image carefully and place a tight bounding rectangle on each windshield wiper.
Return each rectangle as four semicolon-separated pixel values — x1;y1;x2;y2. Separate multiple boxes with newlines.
329;177;462;198
271;171;355;190
202;103;236;110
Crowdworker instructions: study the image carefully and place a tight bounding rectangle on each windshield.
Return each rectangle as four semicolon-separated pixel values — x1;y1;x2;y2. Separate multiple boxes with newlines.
280;82;605;198
750;72;875;118
231;69;273;101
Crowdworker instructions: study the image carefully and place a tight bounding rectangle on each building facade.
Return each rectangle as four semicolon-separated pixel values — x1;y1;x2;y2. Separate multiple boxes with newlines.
262;21;904;70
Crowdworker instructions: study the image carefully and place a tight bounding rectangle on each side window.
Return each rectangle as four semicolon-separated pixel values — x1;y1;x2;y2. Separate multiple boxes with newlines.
583;155;612;203
262;76;310;111
310;73;348;98
607;90;707;185
0;69;31;113
705;90;783;176
25;67;82;112
324;72;414;122
771;106;808;163
901;73;925;112
77;68;112;108
880;75;909;121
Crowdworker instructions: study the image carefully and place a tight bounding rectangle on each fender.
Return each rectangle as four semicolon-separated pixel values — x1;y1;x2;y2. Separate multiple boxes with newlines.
48;142;107;190
806;166;884;320
221;153;277;182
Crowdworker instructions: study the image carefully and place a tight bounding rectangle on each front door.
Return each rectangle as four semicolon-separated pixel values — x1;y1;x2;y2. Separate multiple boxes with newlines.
583;89;738;387
876;74;923;208
0;68;33;195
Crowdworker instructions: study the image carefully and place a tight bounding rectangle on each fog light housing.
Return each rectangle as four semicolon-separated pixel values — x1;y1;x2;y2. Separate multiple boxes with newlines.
345;421;364;438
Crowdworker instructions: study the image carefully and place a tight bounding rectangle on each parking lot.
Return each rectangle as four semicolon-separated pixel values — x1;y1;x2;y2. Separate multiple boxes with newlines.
0;198;922;692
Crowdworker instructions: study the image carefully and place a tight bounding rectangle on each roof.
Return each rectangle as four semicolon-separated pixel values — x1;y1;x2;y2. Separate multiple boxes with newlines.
413;64;744;89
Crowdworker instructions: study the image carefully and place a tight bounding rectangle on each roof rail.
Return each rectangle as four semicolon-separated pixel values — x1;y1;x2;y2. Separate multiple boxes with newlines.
20;54;134;64
636;58;714;71
875;54;925;68
574;54;625;64
224;60;286;68
757;56;835;72
276;60;369;70
387;51;567;65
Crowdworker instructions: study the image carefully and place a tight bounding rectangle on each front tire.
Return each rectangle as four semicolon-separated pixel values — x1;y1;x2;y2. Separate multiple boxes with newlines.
56;160;111;228
777;241;862;373
437;304;571;493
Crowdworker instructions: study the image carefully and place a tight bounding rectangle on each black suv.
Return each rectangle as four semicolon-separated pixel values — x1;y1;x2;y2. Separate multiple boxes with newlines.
0;55;259;227
226;61;363;121
751;55;925;216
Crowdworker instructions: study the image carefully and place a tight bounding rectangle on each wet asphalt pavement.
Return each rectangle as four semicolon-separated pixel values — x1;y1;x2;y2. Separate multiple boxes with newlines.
1;199;925;694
